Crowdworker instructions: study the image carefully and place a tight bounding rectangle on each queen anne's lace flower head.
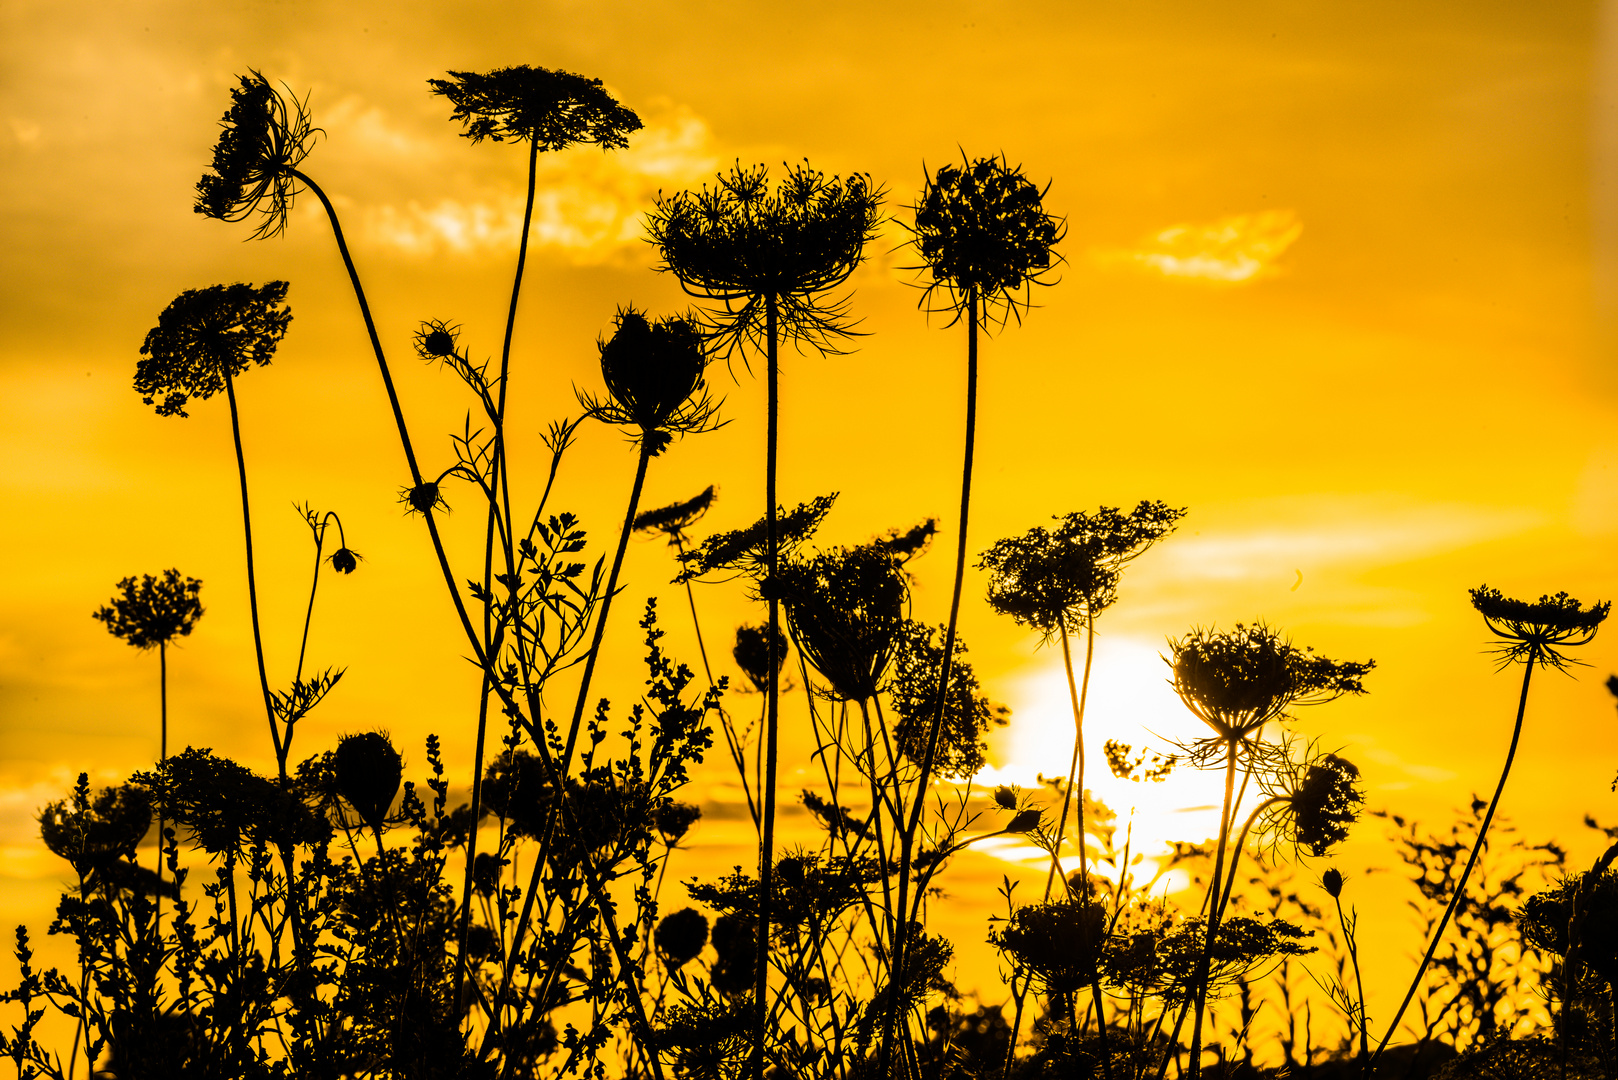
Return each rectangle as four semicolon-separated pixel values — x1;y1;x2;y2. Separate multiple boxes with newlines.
136;282;291;417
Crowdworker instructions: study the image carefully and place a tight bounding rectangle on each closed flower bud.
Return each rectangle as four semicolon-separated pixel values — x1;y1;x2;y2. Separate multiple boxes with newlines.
473;851;503;897
655;907;710;967
1007;808;1043;834
1322;868;1344;898
328;547;360;574
733;622;789;693
401;481;447;516
993;785;1018;811
333;731;402;833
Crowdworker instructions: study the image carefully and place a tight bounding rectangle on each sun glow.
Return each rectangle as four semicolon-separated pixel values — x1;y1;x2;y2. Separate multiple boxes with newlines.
979;634;1257;892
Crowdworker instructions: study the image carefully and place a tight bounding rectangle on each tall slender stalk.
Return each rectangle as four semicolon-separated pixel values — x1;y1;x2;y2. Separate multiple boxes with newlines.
754;295;781;1080
1369;657;1536;1069
222;367;281;776
1188;742;1241;1078
886;286;979;1074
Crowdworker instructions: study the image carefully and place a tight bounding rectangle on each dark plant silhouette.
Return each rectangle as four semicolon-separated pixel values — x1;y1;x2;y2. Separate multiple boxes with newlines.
194;71;318;238
1372;588;1608;1071
649;163;882;1075
1165;623;1372;1078
138;282;291;778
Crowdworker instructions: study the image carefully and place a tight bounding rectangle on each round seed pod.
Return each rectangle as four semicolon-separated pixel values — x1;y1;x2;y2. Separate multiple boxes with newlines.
333;731;402;833
655;907;710;967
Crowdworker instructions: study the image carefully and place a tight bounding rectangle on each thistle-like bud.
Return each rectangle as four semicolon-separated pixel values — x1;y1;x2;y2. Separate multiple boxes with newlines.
708;912;756;996
993;785;1018;811
579;307;718;455
655;907;710;967
328;547;360;575
1007;809;1043;834
1322;868;1344;898
401;481;447;516
333;731;402;833
733;622;789;692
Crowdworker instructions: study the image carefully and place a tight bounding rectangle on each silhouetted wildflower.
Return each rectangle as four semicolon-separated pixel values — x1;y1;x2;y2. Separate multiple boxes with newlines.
1470;586;1610;671
633;485;717;546
774;545;908;702
647;162;884;356
732;623;789;693
709;912;756;996
92;569;203;650
413;319;461;362
38;777;151;879
980;502;1186;638
194;72;318;239
1169;623;1373;753
1263;749;1363;857
401;481;447;516
1103;739;1177;783
1322;868;1344;898
991;900;1106;996
578;307;720;455
655;908;710;967
655;801;702;844
908;153;1065;326
136;282;292;417
676;493;837;583
328;546;361;574
887;621;1008;778
428;65;641;149
1521;870;1618;988
657;996;752;1078
479;751;552;838
993;785;1018;811
1006;809;1043;834
333;731;403;833
137;747;329;856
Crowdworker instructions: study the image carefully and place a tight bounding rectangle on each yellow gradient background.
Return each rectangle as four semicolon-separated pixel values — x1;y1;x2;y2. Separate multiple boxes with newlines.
4;0;1618;1059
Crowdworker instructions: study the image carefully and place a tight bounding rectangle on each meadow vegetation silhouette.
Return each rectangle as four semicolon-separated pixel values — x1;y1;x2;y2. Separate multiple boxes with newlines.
3;62;1615;1080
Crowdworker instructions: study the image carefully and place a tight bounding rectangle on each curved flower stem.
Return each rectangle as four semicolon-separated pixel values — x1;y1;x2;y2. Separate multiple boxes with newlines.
222;368;282;776
289;168;488;671
1188;740;1240;1078
887;284;980;1077
754;294;781;1080
1369;656;1537;1070
1216;796;1284;924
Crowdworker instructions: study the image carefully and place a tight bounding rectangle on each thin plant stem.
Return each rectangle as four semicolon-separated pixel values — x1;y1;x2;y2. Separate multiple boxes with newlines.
890;287;979;1070
676;535;758;828
748;295;785;1080
1369;656;1537;1069
289;168;488;670
222;368;281;776
1188;741;1241;1078
156;639;167;930
1331;892;1369;1069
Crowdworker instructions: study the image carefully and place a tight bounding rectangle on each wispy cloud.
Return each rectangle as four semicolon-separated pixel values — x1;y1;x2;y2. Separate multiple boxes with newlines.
1099;209;1303;283
360;103;719;262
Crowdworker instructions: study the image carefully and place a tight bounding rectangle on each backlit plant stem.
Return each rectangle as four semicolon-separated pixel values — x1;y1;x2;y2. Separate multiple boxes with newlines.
1188;740;1241;1078
887;286;978;1073
222;367;281;776
754;294;781;1080
1370;656;1536;1069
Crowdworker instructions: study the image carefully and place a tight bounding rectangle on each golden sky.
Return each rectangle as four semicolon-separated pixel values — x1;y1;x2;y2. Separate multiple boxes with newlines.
3;0;1618;1051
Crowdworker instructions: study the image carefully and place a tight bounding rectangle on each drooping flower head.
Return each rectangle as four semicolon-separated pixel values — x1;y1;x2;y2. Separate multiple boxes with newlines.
136;282;292;417
1168;623;1372;752
1469;586;1610;671
578;307;720;455
774;544;909;702
428;65;641;149
909;153;1065;327
886;620;1009;778
979;501;1186;638
990;900;1107;997
647;162;884;358
634;486;717;547
194;72;319;239
1259;744;1364;857
732;622;790;692
93;569;203;650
